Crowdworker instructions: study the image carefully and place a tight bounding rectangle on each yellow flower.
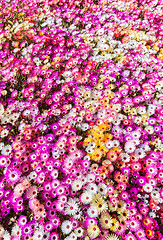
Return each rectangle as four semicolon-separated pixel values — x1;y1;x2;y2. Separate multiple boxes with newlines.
91;150;102;162
99;212;112;229
99;145;108;155
90;126;99;135
87;224;100;239
130;108;138;115
84;136;94;146
100;76;106;82
108;93;114;99
103;133;113;142
108;84;115;90
91;193;108;214
95;83;103;90
111;146;121;152
42;65;48;70
109;218;119;232
117;200;125;213
94;133;104;141
98;123;107;131
89;107;96;114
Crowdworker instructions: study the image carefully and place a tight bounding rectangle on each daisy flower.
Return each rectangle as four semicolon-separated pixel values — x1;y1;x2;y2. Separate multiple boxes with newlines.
14;183;25;198
26;186;38;199
124;141;136;154
106;234;120;240
0;225;4;237
61;220;73;235
91;193;108;214
5;168;20;185
98;183;107;195
87;224;100;239
33;230;43;240
74;227;84;238
1;145;12;156
2;230;11;240
128;219;140;232
0;155;8;168
87;206;98;218
99;211;112;229
80;191;93;204
125;233;136;240
109;218;119;232
65;198;79;216
143;183;153;193
121;153;130;163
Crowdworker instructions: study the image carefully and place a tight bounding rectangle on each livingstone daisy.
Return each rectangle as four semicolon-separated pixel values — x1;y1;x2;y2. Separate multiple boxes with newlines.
61;220;73;235
91;193;108;214
99;211;112;229
106;234;120;240
87;224;100;239
65;198;79;216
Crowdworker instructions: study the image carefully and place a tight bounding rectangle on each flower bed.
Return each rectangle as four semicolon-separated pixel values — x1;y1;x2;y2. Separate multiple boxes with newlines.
0;0;163;239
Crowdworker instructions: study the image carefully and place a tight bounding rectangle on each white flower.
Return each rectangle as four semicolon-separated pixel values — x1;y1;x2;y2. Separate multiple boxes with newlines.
132;131;141;139
81;123;89;131
41;231;50;240
143;183;153;193
1;116;9;125
88;142;96;149
100;44;109;51
124;141;136;153
0;129;9;138
86;174;95;183
1;145;12;156
151;191;160;199
98;183;107;195
133;139;140;146
149;212;156;218
72;180;83;191
140;144;150;152
33;230;43;240
14;183;25;198
112;119;121;125
69;232;77;240
105;140;114;149
65;198;79;216
0;225;4;237
133;116;142;124
135;148;145;159
86;183;98;195
0;142;4;150
122;153;130;163
113;140;120;147
80;191;93;204
74;227;84;237
73;210;82;219
138;106;146;115
11;224;21;237
97;28;104;35
3;230;11;240
106;234;120;240
87;206;98;218
145;126;154;134
86;146;94;154
61;220;73;235
28;171;37;180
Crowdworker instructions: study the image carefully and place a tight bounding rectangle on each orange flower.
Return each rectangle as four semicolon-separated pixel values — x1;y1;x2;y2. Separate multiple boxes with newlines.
99;165;109;176
107;151;117;162
39;30;45;36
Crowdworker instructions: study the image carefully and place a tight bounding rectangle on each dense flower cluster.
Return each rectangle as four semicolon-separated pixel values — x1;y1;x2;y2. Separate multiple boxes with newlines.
0;0;163;239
